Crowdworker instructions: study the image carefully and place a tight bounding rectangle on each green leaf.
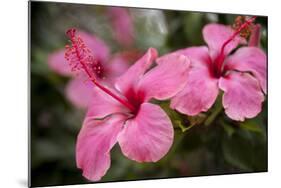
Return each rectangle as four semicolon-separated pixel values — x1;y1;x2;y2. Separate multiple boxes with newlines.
176;120;191;132
183;13;205;45
204;93;223;126
221;120;236;137
240;120;264;134
187;113;206;126
222;129;267;171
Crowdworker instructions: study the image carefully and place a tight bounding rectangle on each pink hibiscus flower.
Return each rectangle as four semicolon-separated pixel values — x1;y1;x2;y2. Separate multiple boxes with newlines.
64;28;190;181
48;30;138;108
157;16;267;121
107;7;134;46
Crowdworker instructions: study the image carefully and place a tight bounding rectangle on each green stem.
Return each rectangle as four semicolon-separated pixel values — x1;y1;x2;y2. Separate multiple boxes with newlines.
204;94;223;126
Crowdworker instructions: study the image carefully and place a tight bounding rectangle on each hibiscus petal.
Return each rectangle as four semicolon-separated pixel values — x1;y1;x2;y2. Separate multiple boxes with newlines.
170;65;219;116
115;48;158;94
107;7;134;46
219;72;264;121
105;53;131;83
203;23;246;59
65;78;95;109
225;47;267;93
86;86;129;119
48;49;73;76
118;103;174;162
137;54;190;101
157;46;210;68
78;31;110;63
76;114;126;181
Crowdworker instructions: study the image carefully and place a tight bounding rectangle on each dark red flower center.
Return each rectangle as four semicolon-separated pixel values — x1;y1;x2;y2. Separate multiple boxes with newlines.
89;58;107;80
124;88;146;115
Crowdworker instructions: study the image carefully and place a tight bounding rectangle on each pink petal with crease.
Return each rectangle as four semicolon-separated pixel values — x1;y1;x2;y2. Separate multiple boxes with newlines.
171;64;219;116
203;23;245;59
86;86;128;119
219;72;264;121
115;48;158;94
225;47;267;93
137;54;190;101
76;114;126;181
48;49;73;76
118;103;174;162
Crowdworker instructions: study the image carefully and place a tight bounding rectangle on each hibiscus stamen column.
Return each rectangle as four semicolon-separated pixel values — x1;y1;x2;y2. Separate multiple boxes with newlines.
65;28;136;112
215;16;257;75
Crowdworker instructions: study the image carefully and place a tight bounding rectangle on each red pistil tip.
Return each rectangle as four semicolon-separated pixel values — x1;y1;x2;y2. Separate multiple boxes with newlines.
66;28;76;39
232;16;257;39
64;28;96;79
220;16;257;55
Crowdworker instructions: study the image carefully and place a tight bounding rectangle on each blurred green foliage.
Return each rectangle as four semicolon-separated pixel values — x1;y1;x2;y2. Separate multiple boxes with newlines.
30;2;268;187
